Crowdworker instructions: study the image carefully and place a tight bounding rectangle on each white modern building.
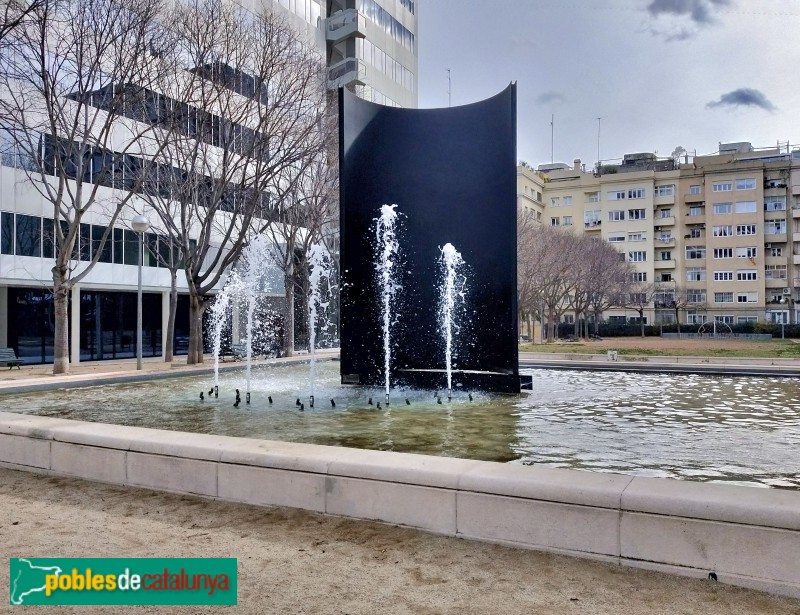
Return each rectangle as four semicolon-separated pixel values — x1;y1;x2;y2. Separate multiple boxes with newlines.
0;0;418;365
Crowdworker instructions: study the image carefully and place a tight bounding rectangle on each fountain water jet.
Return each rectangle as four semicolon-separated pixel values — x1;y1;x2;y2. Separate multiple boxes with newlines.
374;204;401;403
307;243;333;400
439;243;467;398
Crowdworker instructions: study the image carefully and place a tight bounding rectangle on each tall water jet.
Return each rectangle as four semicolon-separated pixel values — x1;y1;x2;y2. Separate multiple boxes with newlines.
375;204;401;403
307;243;332;399
439;243;467;398
236;235;272;397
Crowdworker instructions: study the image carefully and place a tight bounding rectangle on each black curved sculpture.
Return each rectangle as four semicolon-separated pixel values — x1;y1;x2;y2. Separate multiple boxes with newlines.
339;84;525;393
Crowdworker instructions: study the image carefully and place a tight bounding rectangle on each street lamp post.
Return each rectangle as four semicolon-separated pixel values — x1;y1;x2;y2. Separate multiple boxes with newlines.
132;214;150;370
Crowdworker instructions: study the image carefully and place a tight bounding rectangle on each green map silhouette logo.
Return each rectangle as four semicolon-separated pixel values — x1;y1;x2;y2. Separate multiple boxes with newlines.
10;559;63;605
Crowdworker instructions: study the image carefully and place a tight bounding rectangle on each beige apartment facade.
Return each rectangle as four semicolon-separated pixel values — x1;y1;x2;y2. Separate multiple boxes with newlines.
520;144;800;327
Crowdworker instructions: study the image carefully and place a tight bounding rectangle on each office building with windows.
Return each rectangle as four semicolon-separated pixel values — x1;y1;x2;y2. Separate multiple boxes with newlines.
0;0;418;365
522;143;800;327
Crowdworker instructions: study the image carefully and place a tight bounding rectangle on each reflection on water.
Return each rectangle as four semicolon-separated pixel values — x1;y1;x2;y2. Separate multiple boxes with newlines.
4;362;800;488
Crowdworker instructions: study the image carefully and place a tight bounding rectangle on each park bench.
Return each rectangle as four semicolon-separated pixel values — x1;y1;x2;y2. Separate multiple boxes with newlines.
0;348;22;369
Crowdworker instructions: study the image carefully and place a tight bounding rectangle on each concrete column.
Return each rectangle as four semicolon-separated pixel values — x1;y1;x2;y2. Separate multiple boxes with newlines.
161;290;170;358
0;287;8;348
70;284;80;365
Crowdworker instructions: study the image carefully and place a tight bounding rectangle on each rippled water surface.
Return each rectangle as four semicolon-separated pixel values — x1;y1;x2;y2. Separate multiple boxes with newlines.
4;361;800;488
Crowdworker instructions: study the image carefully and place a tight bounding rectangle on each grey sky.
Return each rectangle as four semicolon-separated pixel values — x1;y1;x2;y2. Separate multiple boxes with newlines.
417;0;800;168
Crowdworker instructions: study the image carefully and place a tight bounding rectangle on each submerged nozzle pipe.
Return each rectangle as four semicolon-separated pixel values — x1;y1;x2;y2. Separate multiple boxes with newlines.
246;392;250;404
385;393;390;406
214;385;219;398
448;389;452;401
310;395;314;408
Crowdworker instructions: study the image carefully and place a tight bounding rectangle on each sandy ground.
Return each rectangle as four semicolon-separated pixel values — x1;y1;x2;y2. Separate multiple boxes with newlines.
1;468;799;615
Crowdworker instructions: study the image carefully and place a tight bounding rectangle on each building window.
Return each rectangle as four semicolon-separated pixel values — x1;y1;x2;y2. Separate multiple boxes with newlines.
14;214;41;258
714;271;733;281
660;273;673;282
736;224;757;235
765;196;786;211
687;290;706;303
689;185;702;194
550;217;560;226
631;272;647;282
584;210;601;227
688;206;704;216
687;268;706;281
562;216;573;226
714;292;734;303
713;182;732;192
712;203;733;215
689;228;703;238
736;247;757;259
586;191;600;203
628;208;646;220
769;246;784;257
660;251;672;261
608;234;625;243
738;316;757;324
607;190;626;200
716;315;735;324
765;220;786;234
765;265;788;279
736;292;758;303
627;188;645;199
686;247;706;259
736;270;757;281
1;211;14;255
713;248;733;259
656;233;673;243
628;251;646;262
550;197;560;207
659;208;672;218
563;196;572;205
735;201;757;213
736;178;756;190
654;184;674;197
628;232;645;242
608;210;625;221
712;225;732;237
687;310;706;324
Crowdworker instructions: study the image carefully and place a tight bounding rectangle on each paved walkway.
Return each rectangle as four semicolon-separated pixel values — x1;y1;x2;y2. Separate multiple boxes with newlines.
0;351;339;391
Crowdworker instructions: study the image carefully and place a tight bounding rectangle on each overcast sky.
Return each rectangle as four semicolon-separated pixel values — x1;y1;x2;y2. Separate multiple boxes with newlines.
417;0;800;168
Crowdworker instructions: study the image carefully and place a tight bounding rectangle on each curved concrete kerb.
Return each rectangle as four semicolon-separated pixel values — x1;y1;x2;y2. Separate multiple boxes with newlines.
0;410;798;599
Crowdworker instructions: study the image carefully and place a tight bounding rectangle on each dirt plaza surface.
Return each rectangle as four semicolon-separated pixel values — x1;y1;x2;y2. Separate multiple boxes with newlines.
1;468;799;615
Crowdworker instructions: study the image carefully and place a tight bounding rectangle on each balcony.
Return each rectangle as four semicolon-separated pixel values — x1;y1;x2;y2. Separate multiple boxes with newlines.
584;220;601;231
655;236;675;247
792;206;800;218
764;233;788;244
766;277;790;288
655;215;676;226
684;191;703;202
654;259;676;269
327;58;367;88
654;194;675;206
325;9;367;43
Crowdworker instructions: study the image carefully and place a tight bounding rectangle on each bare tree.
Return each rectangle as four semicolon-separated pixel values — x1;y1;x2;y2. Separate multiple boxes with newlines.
0;0;47;44
0;0;167;373
574;236;630;337
140;0;327;364
263;147;337;357
623;280;658;337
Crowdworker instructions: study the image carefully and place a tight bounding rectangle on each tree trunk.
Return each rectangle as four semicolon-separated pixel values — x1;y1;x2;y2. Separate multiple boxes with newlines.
52;267;70;375
639;309;645;337
164;269;178;362
675;307;681;335
283;273;295;357
594;310;601;335
573;311;579;337
187;291;205;364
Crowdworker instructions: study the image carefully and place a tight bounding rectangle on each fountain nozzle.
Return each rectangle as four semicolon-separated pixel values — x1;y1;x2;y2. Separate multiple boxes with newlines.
310;395;314;408
214;385;218;399
385;393;390;406
246;392;250;404
448;389;452;401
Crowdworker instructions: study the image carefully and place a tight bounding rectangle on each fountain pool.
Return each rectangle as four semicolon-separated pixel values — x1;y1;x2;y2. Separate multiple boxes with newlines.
3;361;800;489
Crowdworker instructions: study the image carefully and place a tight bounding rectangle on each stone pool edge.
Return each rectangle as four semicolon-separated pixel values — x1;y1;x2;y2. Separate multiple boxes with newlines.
0;410;798;600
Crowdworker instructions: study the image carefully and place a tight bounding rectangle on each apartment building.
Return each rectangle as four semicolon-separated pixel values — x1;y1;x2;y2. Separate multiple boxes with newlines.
0;0;418;365
523;143;800;327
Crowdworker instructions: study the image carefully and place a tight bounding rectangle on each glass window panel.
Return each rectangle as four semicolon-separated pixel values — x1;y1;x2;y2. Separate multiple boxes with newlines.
1;211;15;254
113;228;124;264
123;229;139;266
15;213;41;257
42;218;55;258
79;223;91;261
92;225;112;263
